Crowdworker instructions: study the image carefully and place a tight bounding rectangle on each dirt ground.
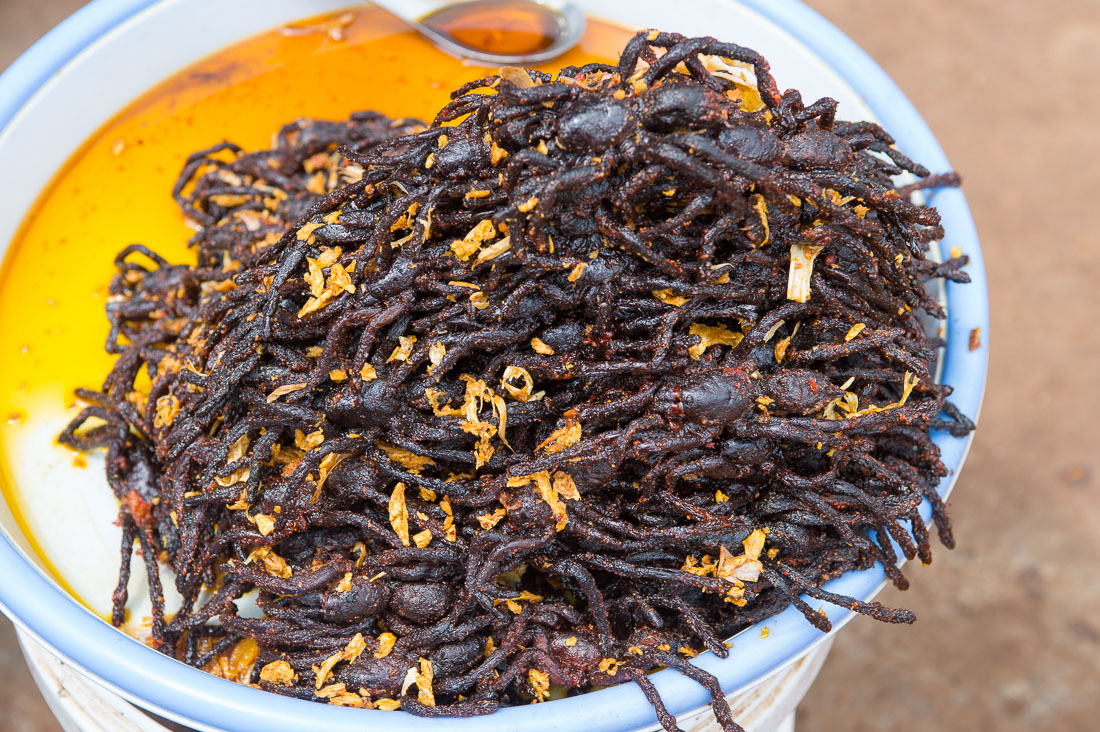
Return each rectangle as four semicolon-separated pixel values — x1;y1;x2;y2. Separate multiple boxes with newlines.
1;1;1096;731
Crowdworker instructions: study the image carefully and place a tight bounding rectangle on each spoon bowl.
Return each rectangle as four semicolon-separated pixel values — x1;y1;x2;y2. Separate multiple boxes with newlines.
371;0;586;65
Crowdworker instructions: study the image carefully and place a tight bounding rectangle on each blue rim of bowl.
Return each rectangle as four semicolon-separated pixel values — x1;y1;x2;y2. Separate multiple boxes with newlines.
0;1;988;730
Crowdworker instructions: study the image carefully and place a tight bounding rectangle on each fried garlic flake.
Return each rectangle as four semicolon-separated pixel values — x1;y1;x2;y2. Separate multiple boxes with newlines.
508;471;568;531
475;236;511;264
498;66;537;89
294;428;325;451
469;290;491;310
846;371;919;418
493;395;510;450
427;340;446;374
763;319;786;343
244;546;292;578
315;246;342;268
699;54;766;112
450;219;497;261
305;257;326;297
374;632;397;658
494;590;543;615
455;376;507;468
743;528;766;558
388;335;417;363
215;434;251;487
259;660;298;686
774;335;792;364
440;496;457;542
425;388;463;418
401;667;418;697
153;394;180;429
253;513;276;537
536;413;582;454
297;290;333;317
687;322;743;360
652;289;689;306
297;221;322;243
597;658;622;675
501;365;537;401
477;508;507;530
316;452;349;489
752;194;770;244
528;668;550;702
531;337;555;355
416;658;435;706
314;633;368;689
267;383;307;403
327;262;355;295
389;482;410;546
787;243;824;303
552;471;581;501
714;528;768;604
379;442;436;475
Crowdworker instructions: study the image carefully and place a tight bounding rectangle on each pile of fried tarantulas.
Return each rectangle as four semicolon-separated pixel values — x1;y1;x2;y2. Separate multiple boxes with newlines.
62;30;973;732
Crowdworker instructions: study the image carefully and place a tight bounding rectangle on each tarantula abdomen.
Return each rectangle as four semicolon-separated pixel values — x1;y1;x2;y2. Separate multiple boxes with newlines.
338;648;417;696
639;78;731;131
556;97;634;154
760;368;844;415
548;630;602;671
390;581;454;624
657;367;754;426
321;576;391;623
783;129;853;171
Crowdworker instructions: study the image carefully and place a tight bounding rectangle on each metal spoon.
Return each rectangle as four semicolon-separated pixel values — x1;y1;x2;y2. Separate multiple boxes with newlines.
370;0;586;65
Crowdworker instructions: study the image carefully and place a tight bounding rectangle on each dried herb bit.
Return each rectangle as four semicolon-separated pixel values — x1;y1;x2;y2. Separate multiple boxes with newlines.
60;30;973;732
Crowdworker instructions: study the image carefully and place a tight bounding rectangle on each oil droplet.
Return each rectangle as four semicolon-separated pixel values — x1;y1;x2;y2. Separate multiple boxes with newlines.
421;0;560;56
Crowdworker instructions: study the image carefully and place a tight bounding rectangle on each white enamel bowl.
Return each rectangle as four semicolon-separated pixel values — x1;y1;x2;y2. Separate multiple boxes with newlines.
0;2;988;731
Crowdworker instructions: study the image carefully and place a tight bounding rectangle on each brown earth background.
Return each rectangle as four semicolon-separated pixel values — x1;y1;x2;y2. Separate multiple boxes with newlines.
1;1;1096;730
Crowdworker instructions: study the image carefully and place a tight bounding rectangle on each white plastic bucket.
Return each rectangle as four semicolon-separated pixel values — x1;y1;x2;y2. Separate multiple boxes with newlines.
19;627;830;732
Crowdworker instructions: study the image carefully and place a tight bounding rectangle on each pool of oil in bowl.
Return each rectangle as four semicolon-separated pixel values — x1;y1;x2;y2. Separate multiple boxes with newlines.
0;6;632;618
